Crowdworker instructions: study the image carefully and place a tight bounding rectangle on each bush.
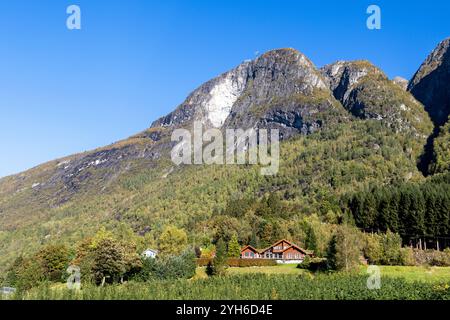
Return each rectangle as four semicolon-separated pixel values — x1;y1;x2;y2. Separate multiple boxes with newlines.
36;244;70;282
230;259;278;267
412;249;450;267
297;256;327;272
197;258;277;267
380;231;403;265
134;250;196;281
6;244;71;290
399;247;416;266
363;233;383;264
15;258;46;291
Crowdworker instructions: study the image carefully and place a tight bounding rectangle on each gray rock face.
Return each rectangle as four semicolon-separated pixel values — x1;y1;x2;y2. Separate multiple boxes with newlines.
321;61;432;136
320;61;383;109
409;38;450;126
153;48;345;139
393;77;408;91
152;61;252;129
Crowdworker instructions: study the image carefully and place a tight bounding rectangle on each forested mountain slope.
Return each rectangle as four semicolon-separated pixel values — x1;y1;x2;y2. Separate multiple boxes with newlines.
1;42;449;271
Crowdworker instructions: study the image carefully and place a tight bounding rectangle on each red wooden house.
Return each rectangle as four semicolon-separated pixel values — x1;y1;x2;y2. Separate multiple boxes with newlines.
241;239;312;262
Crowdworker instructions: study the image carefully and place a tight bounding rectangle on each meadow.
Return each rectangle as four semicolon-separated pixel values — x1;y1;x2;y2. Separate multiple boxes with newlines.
6;265;450;300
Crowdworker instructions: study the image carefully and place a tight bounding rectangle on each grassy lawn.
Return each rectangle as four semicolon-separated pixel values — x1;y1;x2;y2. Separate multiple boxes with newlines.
371;266;450;283
227;263;304;275
194;264;304;279
194;265;450;283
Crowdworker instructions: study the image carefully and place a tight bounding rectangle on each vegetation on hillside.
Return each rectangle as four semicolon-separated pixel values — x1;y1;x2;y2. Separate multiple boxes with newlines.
0;117;440;272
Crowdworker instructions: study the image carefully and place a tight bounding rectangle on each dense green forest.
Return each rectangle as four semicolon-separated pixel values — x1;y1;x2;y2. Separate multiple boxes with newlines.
345;172;450;248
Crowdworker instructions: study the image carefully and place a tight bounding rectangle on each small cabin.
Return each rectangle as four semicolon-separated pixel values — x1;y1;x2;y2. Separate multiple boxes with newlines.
142;249;158;259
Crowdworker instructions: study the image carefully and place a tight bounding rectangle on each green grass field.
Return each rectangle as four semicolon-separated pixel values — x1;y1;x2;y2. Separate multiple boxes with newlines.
373;266;450;283
4;265;449;300
195;265;450;283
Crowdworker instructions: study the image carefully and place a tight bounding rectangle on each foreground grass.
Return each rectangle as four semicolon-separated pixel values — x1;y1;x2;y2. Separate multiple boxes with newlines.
199;265;450;283
372;266;450;283
9;273;450;300
227;264;303;275
192;264;304;278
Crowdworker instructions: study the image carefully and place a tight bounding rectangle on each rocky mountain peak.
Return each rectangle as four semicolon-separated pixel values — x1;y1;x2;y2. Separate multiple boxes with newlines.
321;60;432;136
320;60;384;103
409;37;450;126
152;48;329;132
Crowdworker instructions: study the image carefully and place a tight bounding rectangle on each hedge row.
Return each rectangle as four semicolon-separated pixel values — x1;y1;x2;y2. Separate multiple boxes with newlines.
196;258;277;267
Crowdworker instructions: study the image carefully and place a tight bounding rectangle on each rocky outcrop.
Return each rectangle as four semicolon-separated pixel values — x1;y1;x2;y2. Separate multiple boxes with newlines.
392;77;408;90
152;61;252;129
320;60;382;103
321;61;432;137
409;38;450;126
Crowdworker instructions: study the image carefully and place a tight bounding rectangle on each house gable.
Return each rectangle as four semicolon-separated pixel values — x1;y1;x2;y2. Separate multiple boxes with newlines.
240;245;260;259
260;239;293;255
282;244;309;255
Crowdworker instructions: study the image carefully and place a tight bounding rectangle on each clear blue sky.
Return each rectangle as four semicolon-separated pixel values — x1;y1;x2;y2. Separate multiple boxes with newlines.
1;0;449;178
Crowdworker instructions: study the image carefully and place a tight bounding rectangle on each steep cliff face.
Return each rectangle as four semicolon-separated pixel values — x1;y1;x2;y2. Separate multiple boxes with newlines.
321;61;433;137
152;61;252;129
409;38;450;126
222;49;347;139
153;48;348;139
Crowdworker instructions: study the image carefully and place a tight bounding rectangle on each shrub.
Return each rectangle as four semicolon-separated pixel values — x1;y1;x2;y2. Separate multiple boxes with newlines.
135;250;196;281
36;244;70;282
230;259;277;267
297;256;327;272
197;258;277;267
380;230;403;265
363;233;383;264
412;249;450;266
15;258;46;291
399;247;416;266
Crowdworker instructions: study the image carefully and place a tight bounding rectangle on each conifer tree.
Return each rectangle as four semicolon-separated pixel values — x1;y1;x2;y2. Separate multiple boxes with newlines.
227;234;241;258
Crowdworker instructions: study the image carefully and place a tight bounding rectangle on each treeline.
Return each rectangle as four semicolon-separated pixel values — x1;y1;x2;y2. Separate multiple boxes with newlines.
345;173;450;245
3;226;197;291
